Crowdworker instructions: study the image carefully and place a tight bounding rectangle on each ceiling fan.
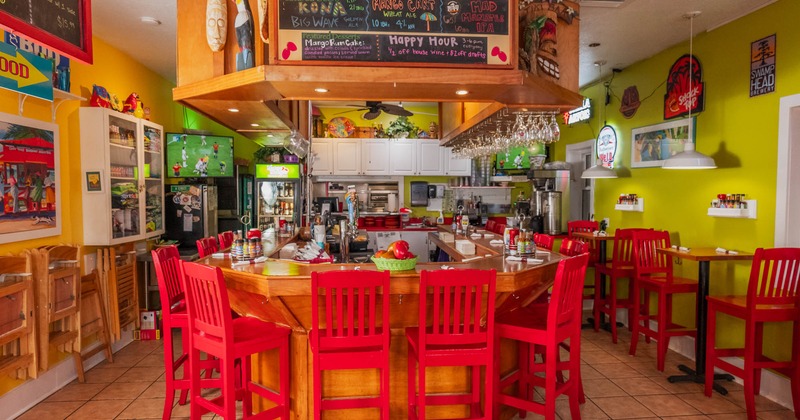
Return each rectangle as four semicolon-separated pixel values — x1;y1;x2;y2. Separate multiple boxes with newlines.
346;101;414;120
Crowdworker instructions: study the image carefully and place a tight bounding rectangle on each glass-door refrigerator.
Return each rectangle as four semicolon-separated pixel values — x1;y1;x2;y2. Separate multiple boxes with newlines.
255;164;302;230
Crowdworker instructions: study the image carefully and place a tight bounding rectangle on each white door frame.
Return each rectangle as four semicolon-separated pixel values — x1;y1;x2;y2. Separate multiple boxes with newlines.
566;139;595;221
775;93;800;246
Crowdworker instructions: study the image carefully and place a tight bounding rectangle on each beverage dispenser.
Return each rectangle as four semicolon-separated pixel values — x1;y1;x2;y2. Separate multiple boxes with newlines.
527;169;571;235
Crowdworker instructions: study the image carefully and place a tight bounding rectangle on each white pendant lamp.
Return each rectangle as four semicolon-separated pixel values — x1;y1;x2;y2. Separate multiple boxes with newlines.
582;158;618;178
663;11;716;170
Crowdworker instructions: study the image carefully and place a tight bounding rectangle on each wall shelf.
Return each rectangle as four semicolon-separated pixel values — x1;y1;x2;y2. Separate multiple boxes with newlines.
707;200;757;219
18;88;84;122
615;198;644;212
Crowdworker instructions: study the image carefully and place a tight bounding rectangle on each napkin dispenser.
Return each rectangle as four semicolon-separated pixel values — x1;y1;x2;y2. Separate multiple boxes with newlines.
410;181;429;206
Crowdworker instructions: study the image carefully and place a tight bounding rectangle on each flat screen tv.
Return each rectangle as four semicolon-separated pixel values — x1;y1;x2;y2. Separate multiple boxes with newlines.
495;146;532;170
165;133;234;178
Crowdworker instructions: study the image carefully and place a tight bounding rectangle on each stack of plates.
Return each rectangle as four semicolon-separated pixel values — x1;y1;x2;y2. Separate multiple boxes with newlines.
385;215;400;228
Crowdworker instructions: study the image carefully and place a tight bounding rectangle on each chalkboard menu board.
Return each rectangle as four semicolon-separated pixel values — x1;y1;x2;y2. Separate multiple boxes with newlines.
277;0;509;66
0;0;93;63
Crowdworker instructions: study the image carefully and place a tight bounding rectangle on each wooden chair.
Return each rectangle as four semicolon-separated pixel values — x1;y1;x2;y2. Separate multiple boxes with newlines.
406;269;496;419
310;270;391;419
533;233;555;251
485;220;496;233
593;228;652;343
567;220;600;263
196;236;219;258
96;243;139;341
217;231;234;249
495;224;506;235
180;261;291;419
494;253;590;420
705;247;800;418
629;230;698;371
75;270;114;383
559;238;589;257
0;254;37;380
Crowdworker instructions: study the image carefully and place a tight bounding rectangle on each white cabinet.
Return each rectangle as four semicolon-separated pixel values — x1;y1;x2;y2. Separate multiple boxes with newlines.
79;108;165;246
310;139;334;175
443;148;472;176
389;140;416;175
361;139;390;175
333;139;361;175
400;231;433;262
417;141;444;175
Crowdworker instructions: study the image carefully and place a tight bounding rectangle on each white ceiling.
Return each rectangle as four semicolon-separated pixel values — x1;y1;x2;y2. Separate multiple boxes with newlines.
91;0;777;89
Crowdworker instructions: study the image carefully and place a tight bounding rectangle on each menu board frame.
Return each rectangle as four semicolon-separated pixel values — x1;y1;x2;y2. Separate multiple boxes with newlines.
273;0;514;68
0;0;93;64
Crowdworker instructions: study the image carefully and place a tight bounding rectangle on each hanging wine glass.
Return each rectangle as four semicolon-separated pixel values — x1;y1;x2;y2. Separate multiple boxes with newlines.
550;113;561;143
512;113;527;143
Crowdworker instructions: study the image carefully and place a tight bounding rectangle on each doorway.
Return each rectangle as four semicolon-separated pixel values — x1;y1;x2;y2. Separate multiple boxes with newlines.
775;93;800;246
566;139;595;222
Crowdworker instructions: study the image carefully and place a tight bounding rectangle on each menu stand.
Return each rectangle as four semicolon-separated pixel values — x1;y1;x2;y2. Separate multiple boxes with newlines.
656;247;754;395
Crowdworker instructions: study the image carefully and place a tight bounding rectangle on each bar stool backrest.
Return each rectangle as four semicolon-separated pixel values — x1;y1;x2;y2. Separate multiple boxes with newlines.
218;231;234;249
631;230;674;282
609;228;653;268
548;254;591;331
151;246;184;314
196;237;219;258
747;247;800;308
311;270;391;351
533;233;555;251
567;220;599;237
418;269;496;349
559;238;589;257
180;261;234;350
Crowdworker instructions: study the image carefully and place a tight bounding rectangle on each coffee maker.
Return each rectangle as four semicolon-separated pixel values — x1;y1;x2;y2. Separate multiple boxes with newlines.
528;169;571;235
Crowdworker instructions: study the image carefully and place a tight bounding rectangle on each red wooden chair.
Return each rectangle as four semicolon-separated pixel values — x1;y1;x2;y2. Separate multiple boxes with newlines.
196;236;218;258
705;247;800;418
629;230;698;371
217;231;234;249
485;220;496;233
533;233;555;251
495;224;506;235
593;228;652;343
151;246;218;419
494;253;590;420
567;220;600;262
180;261;291;419
559;238;590;257
406;269;497;419
310;270;391;419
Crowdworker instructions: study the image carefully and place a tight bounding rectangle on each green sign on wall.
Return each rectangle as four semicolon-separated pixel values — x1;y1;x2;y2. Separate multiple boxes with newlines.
256;163;301;179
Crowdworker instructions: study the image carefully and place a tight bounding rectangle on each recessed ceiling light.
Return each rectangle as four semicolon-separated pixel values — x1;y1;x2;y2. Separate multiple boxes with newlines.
140;17;161;25
228;108;239;112
314;87;329;93
594;60;607;67
455;89;469;95
588;42;601;48
251;123;260;127
266;134;274;138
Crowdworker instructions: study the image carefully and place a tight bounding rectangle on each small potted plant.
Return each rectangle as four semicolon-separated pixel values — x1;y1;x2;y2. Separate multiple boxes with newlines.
386;116;418;139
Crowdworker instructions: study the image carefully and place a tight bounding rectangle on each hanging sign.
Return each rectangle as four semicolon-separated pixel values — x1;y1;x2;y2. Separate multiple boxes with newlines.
750;34;776;97
256;163;301;179
562;98;591;125
596;125;617;169
0;42;53;100
664;54;704;120
4;31;71;92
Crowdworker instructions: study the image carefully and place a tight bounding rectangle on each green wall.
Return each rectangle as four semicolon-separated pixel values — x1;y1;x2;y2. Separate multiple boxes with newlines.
554;0;797;358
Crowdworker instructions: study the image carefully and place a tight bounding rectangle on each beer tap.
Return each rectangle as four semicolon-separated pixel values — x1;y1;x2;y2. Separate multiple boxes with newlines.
341;185;360;262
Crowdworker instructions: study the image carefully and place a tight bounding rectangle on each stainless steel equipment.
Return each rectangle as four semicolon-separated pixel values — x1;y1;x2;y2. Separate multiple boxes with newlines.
528;169;570;234
542;191;562;235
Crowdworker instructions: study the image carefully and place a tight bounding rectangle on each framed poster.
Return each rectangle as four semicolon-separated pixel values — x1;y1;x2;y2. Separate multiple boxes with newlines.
631;118;694;168
0;112;61;243
85;170;102;193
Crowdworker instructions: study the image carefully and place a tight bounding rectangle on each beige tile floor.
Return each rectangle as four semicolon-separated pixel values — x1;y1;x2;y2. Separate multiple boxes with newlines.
15;321;797;419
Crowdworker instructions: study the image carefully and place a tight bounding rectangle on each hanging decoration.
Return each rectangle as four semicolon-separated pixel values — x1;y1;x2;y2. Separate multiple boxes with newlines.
206;0;228;52
257;0;269;43
596;125;618;169
518;0;578;79
619;86;641;118
750;34;776;97
234;0;256;70
664;54;705;120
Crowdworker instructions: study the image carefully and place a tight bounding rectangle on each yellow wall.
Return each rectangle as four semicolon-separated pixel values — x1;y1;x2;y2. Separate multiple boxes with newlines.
555;0;797;358
0;36;259;395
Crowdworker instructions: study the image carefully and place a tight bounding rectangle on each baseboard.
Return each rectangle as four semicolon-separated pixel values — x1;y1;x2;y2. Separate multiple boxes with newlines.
0;329;133;420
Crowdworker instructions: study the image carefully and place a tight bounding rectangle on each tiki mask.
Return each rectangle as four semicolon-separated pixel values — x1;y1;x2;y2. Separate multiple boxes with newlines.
536;10;559;79
206;0;227;52
257;0;269;42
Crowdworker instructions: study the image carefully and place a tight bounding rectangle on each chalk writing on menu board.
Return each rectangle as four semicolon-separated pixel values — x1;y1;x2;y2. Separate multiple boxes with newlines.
302;33;487;64
279;0;508;35
0;0;84;49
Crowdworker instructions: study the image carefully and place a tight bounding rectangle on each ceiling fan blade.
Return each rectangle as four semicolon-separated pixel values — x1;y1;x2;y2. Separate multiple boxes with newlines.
363;110;382;120
379;104;413;116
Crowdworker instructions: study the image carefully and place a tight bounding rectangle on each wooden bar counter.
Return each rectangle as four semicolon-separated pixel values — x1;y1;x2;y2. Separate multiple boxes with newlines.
201;230;564;419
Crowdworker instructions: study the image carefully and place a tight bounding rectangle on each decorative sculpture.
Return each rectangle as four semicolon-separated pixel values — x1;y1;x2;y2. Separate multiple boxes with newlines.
234;0;255;70
257;0;269;43
206;0;227;52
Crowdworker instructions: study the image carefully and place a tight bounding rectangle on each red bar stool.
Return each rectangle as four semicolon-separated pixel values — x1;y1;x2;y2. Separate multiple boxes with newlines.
407;269;497;419
533;233;555;251
486;220;496;233
494;253;590;420
629;230;698;371
310;270;391;419
151;246;219;419
705;247;800;418
218;230;234;249
495;224;506;235
180;261;291;419
593;228;651;343
196;236;219;258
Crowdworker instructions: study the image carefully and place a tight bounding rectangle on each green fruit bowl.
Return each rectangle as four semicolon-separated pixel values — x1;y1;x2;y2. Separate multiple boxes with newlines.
371;256;418;271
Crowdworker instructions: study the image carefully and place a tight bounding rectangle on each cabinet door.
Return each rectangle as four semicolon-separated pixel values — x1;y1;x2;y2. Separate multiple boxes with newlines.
400;231;432;262
417;141;443;175
106;112;143;242
362;139;389;175
444;148;472;176
389;140;416;175
333;139;361;175
310;139;333;175
141;121;164;238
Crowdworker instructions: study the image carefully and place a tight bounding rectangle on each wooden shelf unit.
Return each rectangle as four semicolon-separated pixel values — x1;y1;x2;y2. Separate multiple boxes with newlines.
0;254;37;380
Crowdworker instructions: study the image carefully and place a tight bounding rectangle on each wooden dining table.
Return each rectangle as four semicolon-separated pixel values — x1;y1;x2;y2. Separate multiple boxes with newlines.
656;247;754;395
